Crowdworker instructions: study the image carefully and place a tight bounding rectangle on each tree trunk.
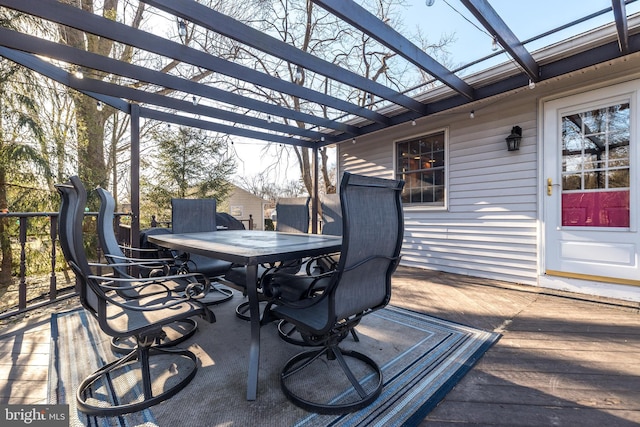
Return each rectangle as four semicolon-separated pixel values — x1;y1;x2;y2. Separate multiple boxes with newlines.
73;93;108;206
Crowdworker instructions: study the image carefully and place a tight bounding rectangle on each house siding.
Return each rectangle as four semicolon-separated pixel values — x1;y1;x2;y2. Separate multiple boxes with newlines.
218;186;266;230
338;59;640;290
340;92;540;285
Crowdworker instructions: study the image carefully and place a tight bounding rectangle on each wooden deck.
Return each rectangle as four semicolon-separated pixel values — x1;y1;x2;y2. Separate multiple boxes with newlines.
1;266;639;425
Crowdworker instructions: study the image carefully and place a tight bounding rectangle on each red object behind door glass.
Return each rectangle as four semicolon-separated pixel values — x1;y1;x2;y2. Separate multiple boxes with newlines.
562;190;629;227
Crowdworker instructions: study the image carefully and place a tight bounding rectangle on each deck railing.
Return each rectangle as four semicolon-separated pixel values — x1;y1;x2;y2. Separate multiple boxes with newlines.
0;211;261;320
0;211;130;320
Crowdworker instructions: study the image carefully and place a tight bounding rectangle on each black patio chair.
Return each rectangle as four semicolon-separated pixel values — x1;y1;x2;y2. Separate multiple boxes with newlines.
224;196;310;320
56;176;215;416
97;187;177;280
171;198;235;303
272;197;312;233
277;193;351;345
305;192;342;275
261;172;404;414
97;187;202;353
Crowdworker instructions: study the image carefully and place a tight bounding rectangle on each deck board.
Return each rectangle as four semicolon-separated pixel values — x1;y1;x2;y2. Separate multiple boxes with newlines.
389;268;640;426
1;266;640;424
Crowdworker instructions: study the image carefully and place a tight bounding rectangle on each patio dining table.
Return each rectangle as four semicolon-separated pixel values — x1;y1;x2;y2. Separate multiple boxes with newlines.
147;229;342;400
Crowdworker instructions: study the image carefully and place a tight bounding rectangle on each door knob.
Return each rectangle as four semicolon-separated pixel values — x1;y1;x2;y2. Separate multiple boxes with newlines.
547;178;553;196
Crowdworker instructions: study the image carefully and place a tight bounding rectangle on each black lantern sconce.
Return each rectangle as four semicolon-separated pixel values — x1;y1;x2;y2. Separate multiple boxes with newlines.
505;126;522;151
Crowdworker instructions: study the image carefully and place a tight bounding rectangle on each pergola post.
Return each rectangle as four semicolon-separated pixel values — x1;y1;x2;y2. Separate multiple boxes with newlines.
312;146;319;234
130;103;140;248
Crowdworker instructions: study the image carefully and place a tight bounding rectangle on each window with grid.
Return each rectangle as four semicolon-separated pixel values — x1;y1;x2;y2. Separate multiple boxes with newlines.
396;131;445;206
561;102;630;227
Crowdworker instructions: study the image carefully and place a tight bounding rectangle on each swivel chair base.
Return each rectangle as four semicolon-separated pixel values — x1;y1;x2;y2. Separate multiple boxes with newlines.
280;345;382;414
235;300;269;321
77;342;197;416
197;282;234;305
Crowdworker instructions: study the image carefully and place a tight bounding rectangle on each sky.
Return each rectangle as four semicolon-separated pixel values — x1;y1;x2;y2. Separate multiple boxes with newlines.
402;0;640;73
229;0;640;187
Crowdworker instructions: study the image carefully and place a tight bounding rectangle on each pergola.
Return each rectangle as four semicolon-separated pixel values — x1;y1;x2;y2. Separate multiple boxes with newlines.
1;0;639;239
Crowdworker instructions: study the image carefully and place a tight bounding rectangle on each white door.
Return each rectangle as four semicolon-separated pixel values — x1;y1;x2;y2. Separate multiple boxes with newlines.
543;81;640;285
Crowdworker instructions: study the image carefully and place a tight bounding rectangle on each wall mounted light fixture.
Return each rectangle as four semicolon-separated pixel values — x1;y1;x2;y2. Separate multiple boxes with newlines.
505;126;522;151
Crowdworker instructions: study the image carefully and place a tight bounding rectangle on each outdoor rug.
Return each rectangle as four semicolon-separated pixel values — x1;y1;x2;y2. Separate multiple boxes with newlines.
49;291;500;427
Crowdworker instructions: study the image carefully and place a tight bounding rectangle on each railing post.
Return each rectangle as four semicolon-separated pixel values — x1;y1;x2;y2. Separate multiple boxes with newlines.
18;216;27;310
49;215;58;301
249;214;254;230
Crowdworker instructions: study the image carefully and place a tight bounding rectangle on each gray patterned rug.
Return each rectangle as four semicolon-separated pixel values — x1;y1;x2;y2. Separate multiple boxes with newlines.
48;291;500;426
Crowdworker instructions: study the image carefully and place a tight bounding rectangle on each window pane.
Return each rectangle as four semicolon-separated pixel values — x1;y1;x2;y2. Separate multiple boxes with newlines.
608;169;629;188
434;185;445;203
410;187;424;203
561;101;630;192
396;131;446;206
562;174;581;190
434;170;444;186
582;108;608;134
432;151;445;168
563;155;582;172
583;170;602;189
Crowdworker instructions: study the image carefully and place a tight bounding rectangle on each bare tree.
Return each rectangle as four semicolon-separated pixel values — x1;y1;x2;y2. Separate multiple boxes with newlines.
211;0;450;195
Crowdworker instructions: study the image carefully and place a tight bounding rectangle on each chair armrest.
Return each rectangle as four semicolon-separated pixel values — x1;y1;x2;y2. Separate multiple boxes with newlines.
93;278;205;312
105;253;176;264
89;272;210;303
305;252;340;275
120;245;165;254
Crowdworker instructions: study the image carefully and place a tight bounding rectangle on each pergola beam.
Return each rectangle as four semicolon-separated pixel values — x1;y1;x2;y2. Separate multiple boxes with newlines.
612;0;630;53
143;0;429;115
311;0;476;100
0;27;356;139
0;0;390;126
0;47;317;147
141;109;317;148
460;0;540;82
0;47;130;113
0;0;636;149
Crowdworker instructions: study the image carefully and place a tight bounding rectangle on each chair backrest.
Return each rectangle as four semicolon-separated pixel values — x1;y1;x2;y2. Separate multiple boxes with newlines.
96;187;131;277
171;198;217;233
330;172;404;322
56;176;100;313
275;197;310;233
56;182;78;268
320;193;342;236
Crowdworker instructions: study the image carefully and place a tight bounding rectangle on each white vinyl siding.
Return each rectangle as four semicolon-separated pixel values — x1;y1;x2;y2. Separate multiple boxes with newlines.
219;186;266;230
339;95;539;285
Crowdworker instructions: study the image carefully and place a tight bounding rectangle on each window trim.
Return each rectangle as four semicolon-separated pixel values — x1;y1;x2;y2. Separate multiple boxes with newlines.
393;127;449;211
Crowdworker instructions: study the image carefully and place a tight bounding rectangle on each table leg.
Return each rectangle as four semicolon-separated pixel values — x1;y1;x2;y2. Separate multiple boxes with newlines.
246;264;259;400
